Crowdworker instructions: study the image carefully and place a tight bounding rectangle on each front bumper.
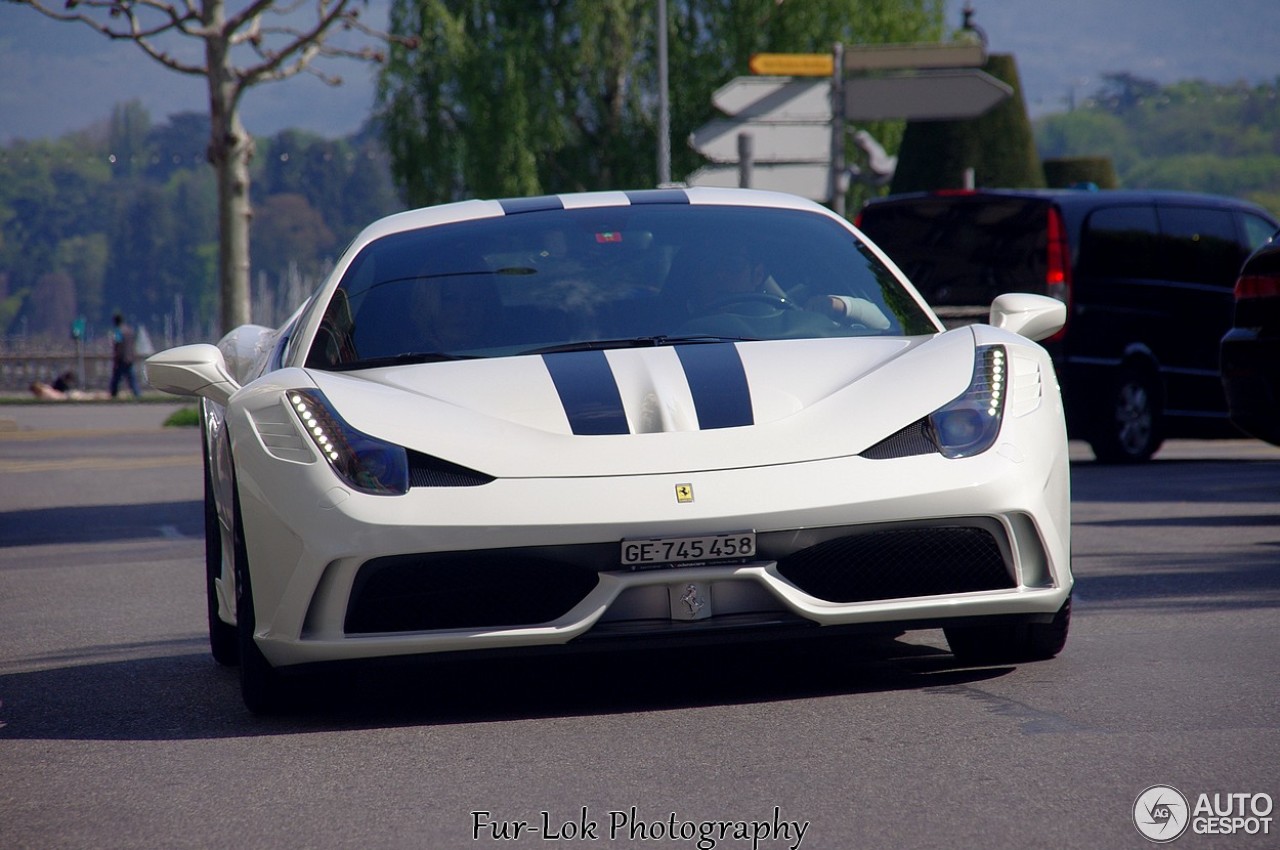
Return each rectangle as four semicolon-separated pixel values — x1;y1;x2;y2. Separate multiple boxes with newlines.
231;427;1072;669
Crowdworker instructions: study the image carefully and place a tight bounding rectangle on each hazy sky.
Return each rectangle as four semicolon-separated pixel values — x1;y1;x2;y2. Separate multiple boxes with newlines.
0;0;1276;143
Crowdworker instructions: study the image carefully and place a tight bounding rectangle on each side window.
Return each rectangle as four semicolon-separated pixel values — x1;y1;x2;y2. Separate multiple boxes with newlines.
1157;206;1241;287
1240;213;1279;253
1078;205;1159;279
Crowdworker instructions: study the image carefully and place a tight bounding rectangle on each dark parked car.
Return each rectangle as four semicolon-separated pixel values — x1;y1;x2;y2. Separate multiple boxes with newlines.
857;189;1279;462
1221;230;1280;445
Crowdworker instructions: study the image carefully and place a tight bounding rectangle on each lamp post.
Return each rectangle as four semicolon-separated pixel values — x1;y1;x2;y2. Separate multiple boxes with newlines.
657;0;671;185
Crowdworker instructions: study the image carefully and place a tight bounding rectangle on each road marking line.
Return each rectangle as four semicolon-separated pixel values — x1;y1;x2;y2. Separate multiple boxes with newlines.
0;427;182;441
0;454;198;473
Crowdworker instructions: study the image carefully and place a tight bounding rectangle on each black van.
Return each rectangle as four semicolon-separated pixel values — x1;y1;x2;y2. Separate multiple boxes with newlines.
856;189;1279;462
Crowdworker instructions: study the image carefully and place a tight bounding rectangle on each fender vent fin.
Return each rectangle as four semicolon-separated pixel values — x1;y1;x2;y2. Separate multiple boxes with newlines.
408;451;494;488
249;403;313;463
860;419;937;459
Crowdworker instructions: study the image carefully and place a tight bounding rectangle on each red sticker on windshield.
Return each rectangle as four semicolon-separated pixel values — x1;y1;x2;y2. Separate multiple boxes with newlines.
595;232;623;243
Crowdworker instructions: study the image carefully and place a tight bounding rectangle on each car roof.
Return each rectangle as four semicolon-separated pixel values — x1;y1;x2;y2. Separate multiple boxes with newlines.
352;187;841;245
864;187;1275;216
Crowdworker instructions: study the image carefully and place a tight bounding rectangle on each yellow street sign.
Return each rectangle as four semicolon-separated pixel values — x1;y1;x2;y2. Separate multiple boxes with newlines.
748;53;834;77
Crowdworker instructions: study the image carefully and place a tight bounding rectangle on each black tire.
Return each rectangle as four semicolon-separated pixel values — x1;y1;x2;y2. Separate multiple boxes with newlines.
1089;366;1163;463
231;481;290;715
944;596;1072;665
203;419;239;666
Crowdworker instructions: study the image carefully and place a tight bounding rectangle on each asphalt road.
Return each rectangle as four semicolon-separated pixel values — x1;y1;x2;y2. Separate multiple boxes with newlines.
1;401;1278;850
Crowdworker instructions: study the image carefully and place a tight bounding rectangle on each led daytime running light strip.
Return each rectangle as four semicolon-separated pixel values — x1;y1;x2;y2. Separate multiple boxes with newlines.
985;347;1006;418
285;389;410;495
291;392;341;463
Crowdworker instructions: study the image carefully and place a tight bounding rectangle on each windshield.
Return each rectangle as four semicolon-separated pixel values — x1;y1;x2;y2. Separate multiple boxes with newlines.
306;204;937;370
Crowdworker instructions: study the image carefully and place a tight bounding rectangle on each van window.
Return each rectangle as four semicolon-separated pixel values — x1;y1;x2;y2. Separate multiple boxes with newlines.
855;196;1049;311
1078;205;1159;280
1156;206;1241;287
1241;213;1278;252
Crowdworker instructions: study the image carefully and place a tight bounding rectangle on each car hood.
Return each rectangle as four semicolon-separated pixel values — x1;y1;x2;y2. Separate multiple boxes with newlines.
301;331;976;477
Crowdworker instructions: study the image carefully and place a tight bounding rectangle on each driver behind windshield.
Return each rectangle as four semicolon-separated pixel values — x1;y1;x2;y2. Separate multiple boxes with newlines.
669;245;889;331
680;247;774;314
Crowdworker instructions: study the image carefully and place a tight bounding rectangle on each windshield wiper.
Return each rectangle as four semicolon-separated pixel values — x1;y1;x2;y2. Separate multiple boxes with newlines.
525;335;758;355
325;352;477;371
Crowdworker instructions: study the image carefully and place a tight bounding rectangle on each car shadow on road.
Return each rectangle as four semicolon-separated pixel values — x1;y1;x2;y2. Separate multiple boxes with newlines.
0;634;1016;740
0;501;204;547
1070;457;1280;504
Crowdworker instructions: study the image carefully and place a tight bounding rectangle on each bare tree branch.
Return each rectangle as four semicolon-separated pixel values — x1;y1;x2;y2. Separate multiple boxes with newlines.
4;0;413;332
16;0;208;73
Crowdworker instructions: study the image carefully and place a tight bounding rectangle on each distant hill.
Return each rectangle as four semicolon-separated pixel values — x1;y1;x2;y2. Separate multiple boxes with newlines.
1033;76;1280;215
947;0;1280;116
2;0;1276;141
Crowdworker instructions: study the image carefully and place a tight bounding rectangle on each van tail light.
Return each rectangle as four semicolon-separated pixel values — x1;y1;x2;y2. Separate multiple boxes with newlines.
1044;205;1072;342
1234;273;1280;300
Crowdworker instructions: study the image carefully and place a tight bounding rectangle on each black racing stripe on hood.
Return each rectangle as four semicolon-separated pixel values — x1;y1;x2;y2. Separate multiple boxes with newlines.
499;195;565;215
675;344;754;429
543;351;630;435
624;189;690;205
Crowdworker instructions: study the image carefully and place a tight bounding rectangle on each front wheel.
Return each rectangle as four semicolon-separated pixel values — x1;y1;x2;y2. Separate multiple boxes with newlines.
202;421;238;665
944;597;1072;665
231;481;290;714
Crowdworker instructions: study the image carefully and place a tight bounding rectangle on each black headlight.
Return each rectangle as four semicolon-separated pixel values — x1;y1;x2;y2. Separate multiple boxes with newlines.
860;345;1009;461
288;389;409;495
928;345;1007;459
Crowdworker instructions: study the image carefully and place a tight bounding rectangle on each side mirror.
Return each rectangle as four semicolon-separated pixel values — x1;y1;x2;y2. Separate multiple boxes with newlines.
989;293;1066;342
145;344;240;407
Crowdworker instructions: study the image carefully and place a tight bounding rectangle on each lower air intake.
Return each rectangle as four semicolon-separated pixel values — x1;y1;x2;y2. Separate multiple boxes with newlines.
345;552;599;634
775;525;1013;603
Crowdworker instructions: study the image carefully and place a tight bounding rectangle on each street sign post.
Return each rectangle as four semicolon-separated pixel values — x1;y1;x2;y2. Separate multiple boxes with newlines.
844;70;1012;121
710;77;832;122
687;40;1013;211
748;53;834;77
689;72;837;199
689;120;831;164
841;42;986;71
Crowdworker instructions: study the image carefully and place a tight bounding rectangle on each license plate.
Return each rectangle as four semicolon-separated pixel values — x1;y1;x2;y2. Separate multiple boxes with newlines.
621;532;756;568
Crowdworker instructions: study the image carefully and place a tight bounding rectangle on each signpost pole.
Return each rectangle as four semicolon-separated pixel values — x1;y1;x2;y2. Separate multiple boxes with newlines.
830;42;846;217
656;0;670;185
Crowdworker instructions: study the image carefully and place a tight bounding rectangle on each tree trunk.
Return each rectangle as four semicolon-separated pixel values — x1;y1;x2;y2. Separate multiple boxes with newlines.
210;114;254;334
205;0;253;334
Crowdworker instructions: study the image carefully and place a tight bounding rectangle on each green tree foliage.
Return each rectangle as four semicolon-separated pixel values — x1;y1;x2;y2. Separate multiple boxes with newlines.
0;107;399;343
1042;157;1119;190
1036;75;1280;215
108;101;153;180
0;137;111;339
54;233;109;321
252;194;337;281
1035;110;1135;173
29;271;77;336
12;0;410;335
377;0;946;206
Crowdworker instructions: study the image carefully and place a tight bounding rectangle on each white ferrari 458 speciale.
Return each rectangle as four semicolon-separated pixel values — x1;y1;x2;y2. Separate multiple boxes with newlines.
147;187;1073;713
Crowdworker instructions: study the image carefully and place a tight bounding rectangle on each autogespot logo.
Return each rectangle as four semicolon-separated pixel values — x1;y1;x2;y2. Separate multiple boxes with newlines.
1134;785;1191;843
